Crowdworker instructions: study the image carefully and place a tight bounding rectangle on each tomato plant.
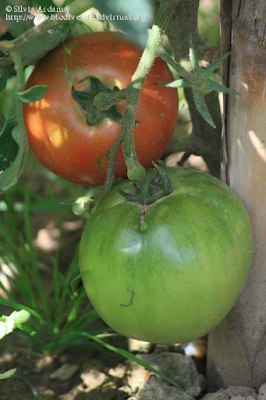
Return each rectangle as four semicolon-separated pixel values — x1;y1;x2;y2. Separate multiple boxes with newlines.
23;32;178;185
79;167;253;344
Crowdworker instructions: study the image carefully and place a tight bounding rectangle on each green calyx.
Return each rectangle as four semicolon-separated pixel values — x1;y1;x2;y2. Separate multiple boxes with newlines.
159;47;239;128
71;76;122;126
120;162;172;205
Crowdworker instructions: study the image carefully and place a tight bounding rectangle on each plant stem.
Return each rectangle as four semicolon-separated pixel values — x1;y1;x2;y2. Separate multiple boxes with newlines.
105;0;180;190
10;50;29;166
11;52;24;104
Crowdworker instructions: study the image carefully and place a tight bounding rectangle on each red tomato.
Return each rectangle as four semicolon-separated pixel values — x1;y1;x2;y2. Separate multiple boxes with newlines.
23;32;178;185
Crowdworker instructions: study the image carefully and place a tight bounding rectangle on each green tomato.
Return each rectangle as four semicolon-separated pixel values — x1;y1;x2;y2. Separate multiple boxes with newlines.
79;167;253;344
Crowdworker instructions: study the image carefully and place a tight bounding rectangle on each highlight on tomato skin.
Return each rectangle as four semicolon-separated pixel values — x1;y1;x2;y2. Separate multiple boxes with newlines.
79;167;253;344
23;32;179;185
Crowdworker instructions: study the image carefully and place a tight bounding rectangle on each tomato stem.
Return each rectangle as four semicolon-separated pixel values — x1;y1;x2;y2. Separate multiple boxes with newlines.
104;0;180;191
94;86;130;110
119;161;172;205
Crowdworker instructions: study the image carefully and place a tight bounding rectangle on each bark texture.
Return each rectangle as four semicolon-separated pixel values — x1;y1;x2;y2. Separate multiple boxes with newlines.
207;0;266;390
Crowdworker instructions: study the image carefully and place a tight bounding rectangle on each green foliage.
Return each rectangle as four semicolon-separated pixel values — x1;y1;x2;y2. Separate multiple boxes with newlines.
0;1;225;396
0;0;225;192
159;48;237;127
0;186;185;394
0;192;101;355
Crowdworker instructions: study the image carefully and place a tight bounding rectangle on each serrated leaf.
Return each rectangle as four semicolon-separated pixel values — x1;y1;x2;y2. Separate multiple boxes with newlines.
0;118;19;170
17;85;50;103
0;368;16;380
0;121;29;193
0;67;8;92
95;0;153;48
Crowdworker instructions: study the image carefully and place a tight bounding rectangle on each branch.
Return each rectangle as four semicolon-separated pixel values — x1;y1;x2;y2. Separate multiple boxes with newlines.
0;0;92;53
103;0;180;190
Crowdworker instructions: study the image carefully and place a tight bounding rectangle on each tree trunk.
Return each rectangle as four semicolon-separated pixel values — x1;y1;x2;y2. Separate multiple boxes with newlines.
207;0;266;390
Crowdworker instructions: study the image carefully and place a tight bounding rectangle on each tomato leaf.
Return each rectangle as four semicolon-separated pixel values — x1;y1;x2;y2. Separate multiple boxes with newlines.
94;0;153;48
17;85;50;103
0;118;29;193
